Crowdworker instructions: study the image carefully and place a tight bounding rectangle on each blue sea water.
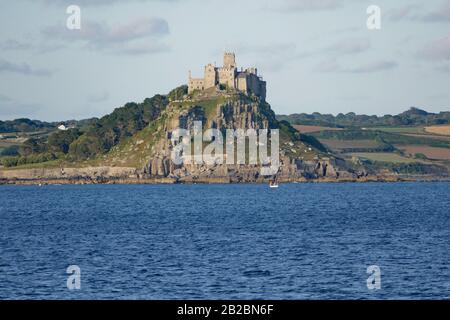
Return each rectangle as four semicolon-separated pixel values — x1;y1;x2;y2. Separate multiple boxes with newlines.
0;182;449;300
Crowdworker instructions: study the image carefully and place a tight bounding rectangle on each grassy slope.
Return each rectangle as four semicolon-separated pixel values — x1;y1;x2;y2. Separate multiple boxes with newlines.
312;129;450;148
366;126;425;134
80;95;230;168
349;152;418;163
301;126;450;168
86;92;325;168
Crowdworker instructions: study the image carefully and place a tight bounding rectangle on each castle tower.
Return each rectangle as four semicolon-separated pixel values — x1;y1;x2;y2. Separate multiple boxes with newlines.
223;52;236;69
204;63;217;88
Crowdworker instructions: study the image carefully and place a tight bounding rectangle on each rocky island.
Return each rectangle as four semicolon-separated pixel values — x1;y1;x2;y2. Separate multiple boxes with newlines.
1;53;449;185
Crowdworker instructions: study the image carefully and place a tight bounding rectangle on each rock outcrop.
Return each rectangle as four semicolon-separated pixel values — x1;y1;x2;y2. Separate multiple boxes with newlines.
138;91;355;182
0;167;140;184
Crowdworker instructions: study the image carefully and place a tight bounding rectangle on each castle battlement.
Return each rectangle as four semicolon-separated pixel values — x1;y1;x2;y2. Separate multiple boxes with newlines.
188;53;266;100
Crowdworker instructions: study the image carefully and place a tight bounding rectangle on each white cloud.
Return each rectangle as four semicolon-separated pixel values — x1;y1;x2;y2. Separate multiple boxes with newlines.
42;17;170;55
418;36;450;61
87;91;109;103
387;5;418;21
0;39;32;51
0;94;12;102
117;42;170;55
327;38;371;55
315;59;398;73
43;17;169;44
315;58;340;72
388;1;450;23
0;58;53;77
28;0;178;6
0;99;43;120
349;61;398;73
422;0;450;22
276;0;342;12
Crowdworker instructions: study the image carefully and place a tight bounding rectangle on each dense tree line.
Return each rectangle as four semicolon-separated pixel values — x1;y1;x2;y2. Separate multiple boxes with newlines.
277;108;450;128
0;86;190;167
68;94;170;159
67;86;188;160
0;129;81;167
0;118;56;133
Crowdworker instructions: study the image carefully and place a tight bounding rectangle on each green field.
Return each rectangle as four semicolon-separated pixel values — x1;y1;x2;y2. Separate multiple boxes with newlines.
365;126;424;134
349;152;417;163
319;138;382;150
0;159;63;170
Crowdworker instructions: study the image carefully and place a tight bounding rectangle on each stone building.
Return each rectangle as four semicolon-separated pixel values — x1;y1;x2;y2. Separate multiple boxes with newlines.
188;52;266;100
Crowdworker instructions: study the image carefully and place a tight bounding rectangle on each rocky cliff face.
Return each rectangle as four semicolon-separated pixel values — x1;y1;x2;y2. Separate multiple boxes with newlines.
137;91;355;182
0;166;139;184
0;90;371;184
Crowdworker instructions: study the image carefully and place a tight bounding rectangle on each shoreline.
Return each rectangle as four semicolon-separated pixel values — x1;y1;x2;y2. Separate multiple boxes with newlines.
1;165;449;185
1;175;449;186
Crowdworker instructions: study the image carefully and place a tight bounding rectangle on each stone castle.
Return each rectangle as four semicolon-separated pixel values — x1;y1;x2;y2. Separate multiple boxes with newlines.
188;53;266;100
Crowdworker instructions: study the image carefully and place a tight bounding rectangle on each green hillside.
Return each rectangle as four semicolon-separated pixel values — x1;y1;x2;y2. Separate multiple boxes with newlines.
278;107;450;128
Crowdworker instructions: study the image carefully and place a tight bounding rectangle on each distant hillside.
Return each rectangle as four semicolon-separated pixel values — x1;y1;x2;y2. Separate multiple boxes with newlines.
0;87;186;167
277;108;450;128
0;117;99;158
68;93;169;160
0;118;98;134
0;119;56;133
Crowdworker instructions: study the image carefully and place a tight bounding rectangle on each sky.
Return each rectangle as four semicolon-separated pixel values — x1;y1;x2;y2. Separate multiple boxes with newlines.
0;0;449;121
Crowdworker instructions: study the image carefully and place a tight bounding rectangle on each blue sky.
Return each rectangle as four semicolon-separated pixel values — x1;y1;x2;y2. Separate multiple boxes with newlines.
0;0;449;121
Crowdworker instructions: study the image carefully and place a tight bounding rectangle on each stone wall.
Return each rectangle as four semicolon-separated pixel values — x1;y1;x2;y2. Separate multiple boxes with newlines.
188;78;204;93
217;67;235;88
204;64;217;88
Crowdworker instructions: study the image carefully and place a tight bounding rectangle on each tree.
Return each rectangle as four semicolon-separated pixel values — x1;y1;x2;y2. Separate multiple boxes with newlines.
47;128;81;154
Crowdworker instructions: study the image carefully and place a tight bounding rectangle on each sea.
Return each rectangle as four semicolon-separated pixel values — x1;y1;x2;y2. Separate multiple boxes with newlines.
0;182;449;299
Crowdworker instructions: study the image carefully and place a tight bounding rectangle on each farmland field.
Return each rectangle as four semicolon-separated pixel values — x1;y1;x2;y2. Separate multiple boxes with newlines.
349;152;416;163
424;125;450;136
366;126;424;134
294;125;342;133
0;140;21;148
319;138;382;151
403;133;450;142
396;145;450;160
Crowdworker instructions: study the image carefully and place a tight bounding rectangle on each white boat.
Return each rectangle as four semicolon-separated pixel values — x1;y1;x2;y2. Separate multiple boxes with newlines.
269;181;279;188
